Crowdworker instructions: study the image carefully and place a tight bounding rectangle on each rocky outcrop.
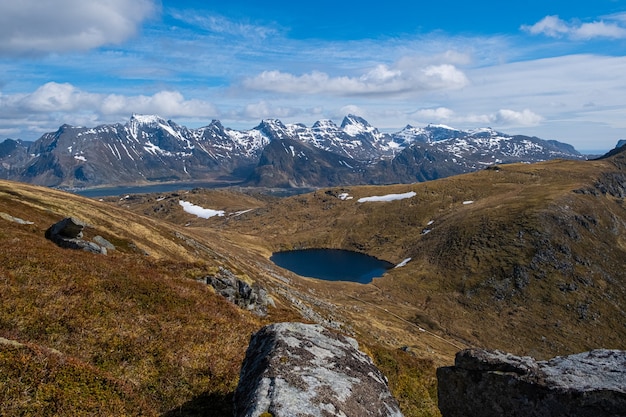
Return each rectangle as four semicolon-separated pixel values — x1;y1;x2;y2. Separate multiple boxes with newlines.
234;322;403;417
437;348;626;417
45;217;112;254
204;267;274;316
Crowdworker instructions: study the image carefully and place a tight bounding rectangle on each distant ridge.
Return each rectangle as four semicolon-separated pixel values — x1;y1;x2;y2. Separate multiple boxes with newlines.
0;114;584;189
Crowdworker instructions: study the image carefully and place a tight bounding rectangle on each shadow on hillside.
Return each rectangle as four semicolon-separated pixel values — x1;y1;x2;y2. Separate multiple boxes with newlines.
162;392;233;417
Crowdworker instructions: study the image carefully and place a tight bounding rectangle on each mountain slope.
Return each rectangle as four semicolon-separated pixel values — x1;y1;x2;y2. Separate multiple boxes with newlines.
104;147;626;364
0;180;445;416
0;181;273;415
210;153;626;359
245;136;367;187
3;148;626;414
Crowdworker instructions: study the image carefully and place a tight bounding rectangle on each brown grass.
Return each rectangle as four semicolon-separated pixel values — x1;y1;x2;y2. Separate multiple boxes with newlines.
0;180;266;415
3;153;626;417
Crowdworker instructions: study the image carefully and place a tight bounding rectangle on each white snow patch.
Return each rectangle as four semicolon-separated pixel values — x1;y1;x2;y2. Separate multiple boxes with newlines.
231;209;254;217
179;200;225;219
156;197;166;202
395;258;412;268
427;220;435;226
74;155;87;162
357;191;416;203
463;200;474;205
338;193;353;200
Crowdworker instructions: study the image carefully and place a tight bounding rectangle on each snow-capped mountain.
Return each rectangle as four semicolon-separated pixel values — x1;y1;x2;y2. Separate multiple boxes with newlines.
0;114;584;189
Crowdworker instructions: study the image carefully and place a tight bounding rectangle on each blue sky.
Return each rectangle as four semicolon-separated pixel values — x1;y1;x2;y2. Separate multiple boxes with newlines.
1;0;625;152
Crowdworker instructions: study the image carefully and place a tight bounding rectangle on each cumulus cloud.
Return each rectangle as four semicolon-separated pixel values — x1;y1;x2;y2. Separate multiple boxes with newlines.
0;0;158;55
242;101;299;119
0;82;219;138
411;107;455;121
101;91;218;118
522;15;626;40
242;59;469;97
409;106;543;127
492;109;544;126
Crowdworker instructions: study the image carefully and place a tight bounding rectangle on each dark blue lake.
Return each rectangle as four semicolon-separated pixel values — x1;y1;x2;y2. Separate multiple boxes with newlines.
270;248;394;284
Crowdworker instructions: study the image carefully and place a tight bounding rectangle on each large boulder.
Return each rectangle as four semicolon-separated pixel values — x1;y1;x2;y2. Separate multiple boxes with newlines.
234;322;404;417
45;217;106;254
437;348;626;417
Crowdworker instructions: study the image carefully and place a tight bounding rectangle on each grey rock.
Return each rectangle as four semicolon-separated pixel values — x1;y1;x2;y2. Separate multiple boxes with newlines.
234;322;404;417
45;217;105;254
437;348;626;417
205;267;273;316
93;235;115;251
47;217;85;238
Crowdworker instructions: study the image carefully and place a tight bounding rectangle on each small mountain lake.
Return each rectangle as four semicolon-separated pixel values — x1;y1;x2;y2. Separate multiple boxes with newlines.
270;248;395;284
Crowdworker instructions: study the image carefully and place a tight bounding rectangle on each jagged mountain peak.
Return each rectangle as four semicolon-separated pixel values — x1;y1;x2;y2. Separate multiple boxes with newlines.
254;119;291;141
0;113;585;189
312;119;339;130
340;114;373;131
425;123;460;131
130;114;164;124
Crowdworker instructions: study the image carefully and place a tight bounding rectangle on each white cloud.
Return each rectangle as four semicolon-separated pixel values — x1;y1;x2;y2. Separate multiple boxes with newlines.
411;107;455;121
0;82;219;137
408;107;542;128
242;58;469;97
243;101;298;119
492;109;544;126
169;11;279;40
102;91;218;118
0;0;157;55
522;15;626;40
21;82;100;112
0;82;217;118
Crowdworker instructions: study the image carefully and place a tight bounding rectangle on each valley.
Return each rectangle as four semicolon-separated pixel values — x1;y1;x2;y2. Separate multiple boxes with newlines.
1;145;625;416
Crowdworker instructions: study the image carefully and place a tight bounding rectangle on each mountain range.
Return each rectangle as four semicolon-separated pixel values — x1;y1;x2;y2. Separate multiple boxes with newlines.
0;114;584;189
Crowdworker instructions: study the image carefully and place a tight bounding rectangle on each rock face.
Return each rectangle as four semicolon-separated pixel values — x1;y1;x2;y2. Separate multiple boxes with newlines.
204;267;274;316
0;114;584;189
437;348;626;417
233;322;404;417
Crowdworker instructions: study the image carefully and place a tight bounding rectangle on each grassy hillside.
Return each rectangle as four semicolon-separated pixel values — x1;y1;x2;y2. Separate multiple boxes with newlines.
0;182;267;415
113;154;626;361
0;181;440;416
3;149;626;416
218;156;626;359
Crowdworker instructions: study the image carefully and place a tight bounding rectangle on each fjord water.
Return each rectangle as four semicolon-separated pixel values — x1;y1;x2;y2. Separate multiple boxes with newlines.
270;248;395;284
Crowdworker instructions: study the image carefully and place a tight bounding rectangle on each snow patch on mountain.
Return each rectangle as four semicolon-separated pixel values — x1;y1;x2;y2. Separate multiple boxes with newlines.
358;191;417;203
179;200;225;219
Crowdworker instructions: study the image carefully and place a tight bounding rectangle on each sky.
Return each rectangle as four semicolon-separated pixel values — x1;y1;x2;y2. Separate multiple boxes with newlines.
1;1;625;152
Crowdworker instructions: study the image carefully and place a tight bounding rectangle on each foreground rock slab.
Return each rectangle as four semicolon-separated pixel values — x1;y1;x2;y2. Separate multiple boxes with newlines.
437;348;626;417
234;322;403;417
